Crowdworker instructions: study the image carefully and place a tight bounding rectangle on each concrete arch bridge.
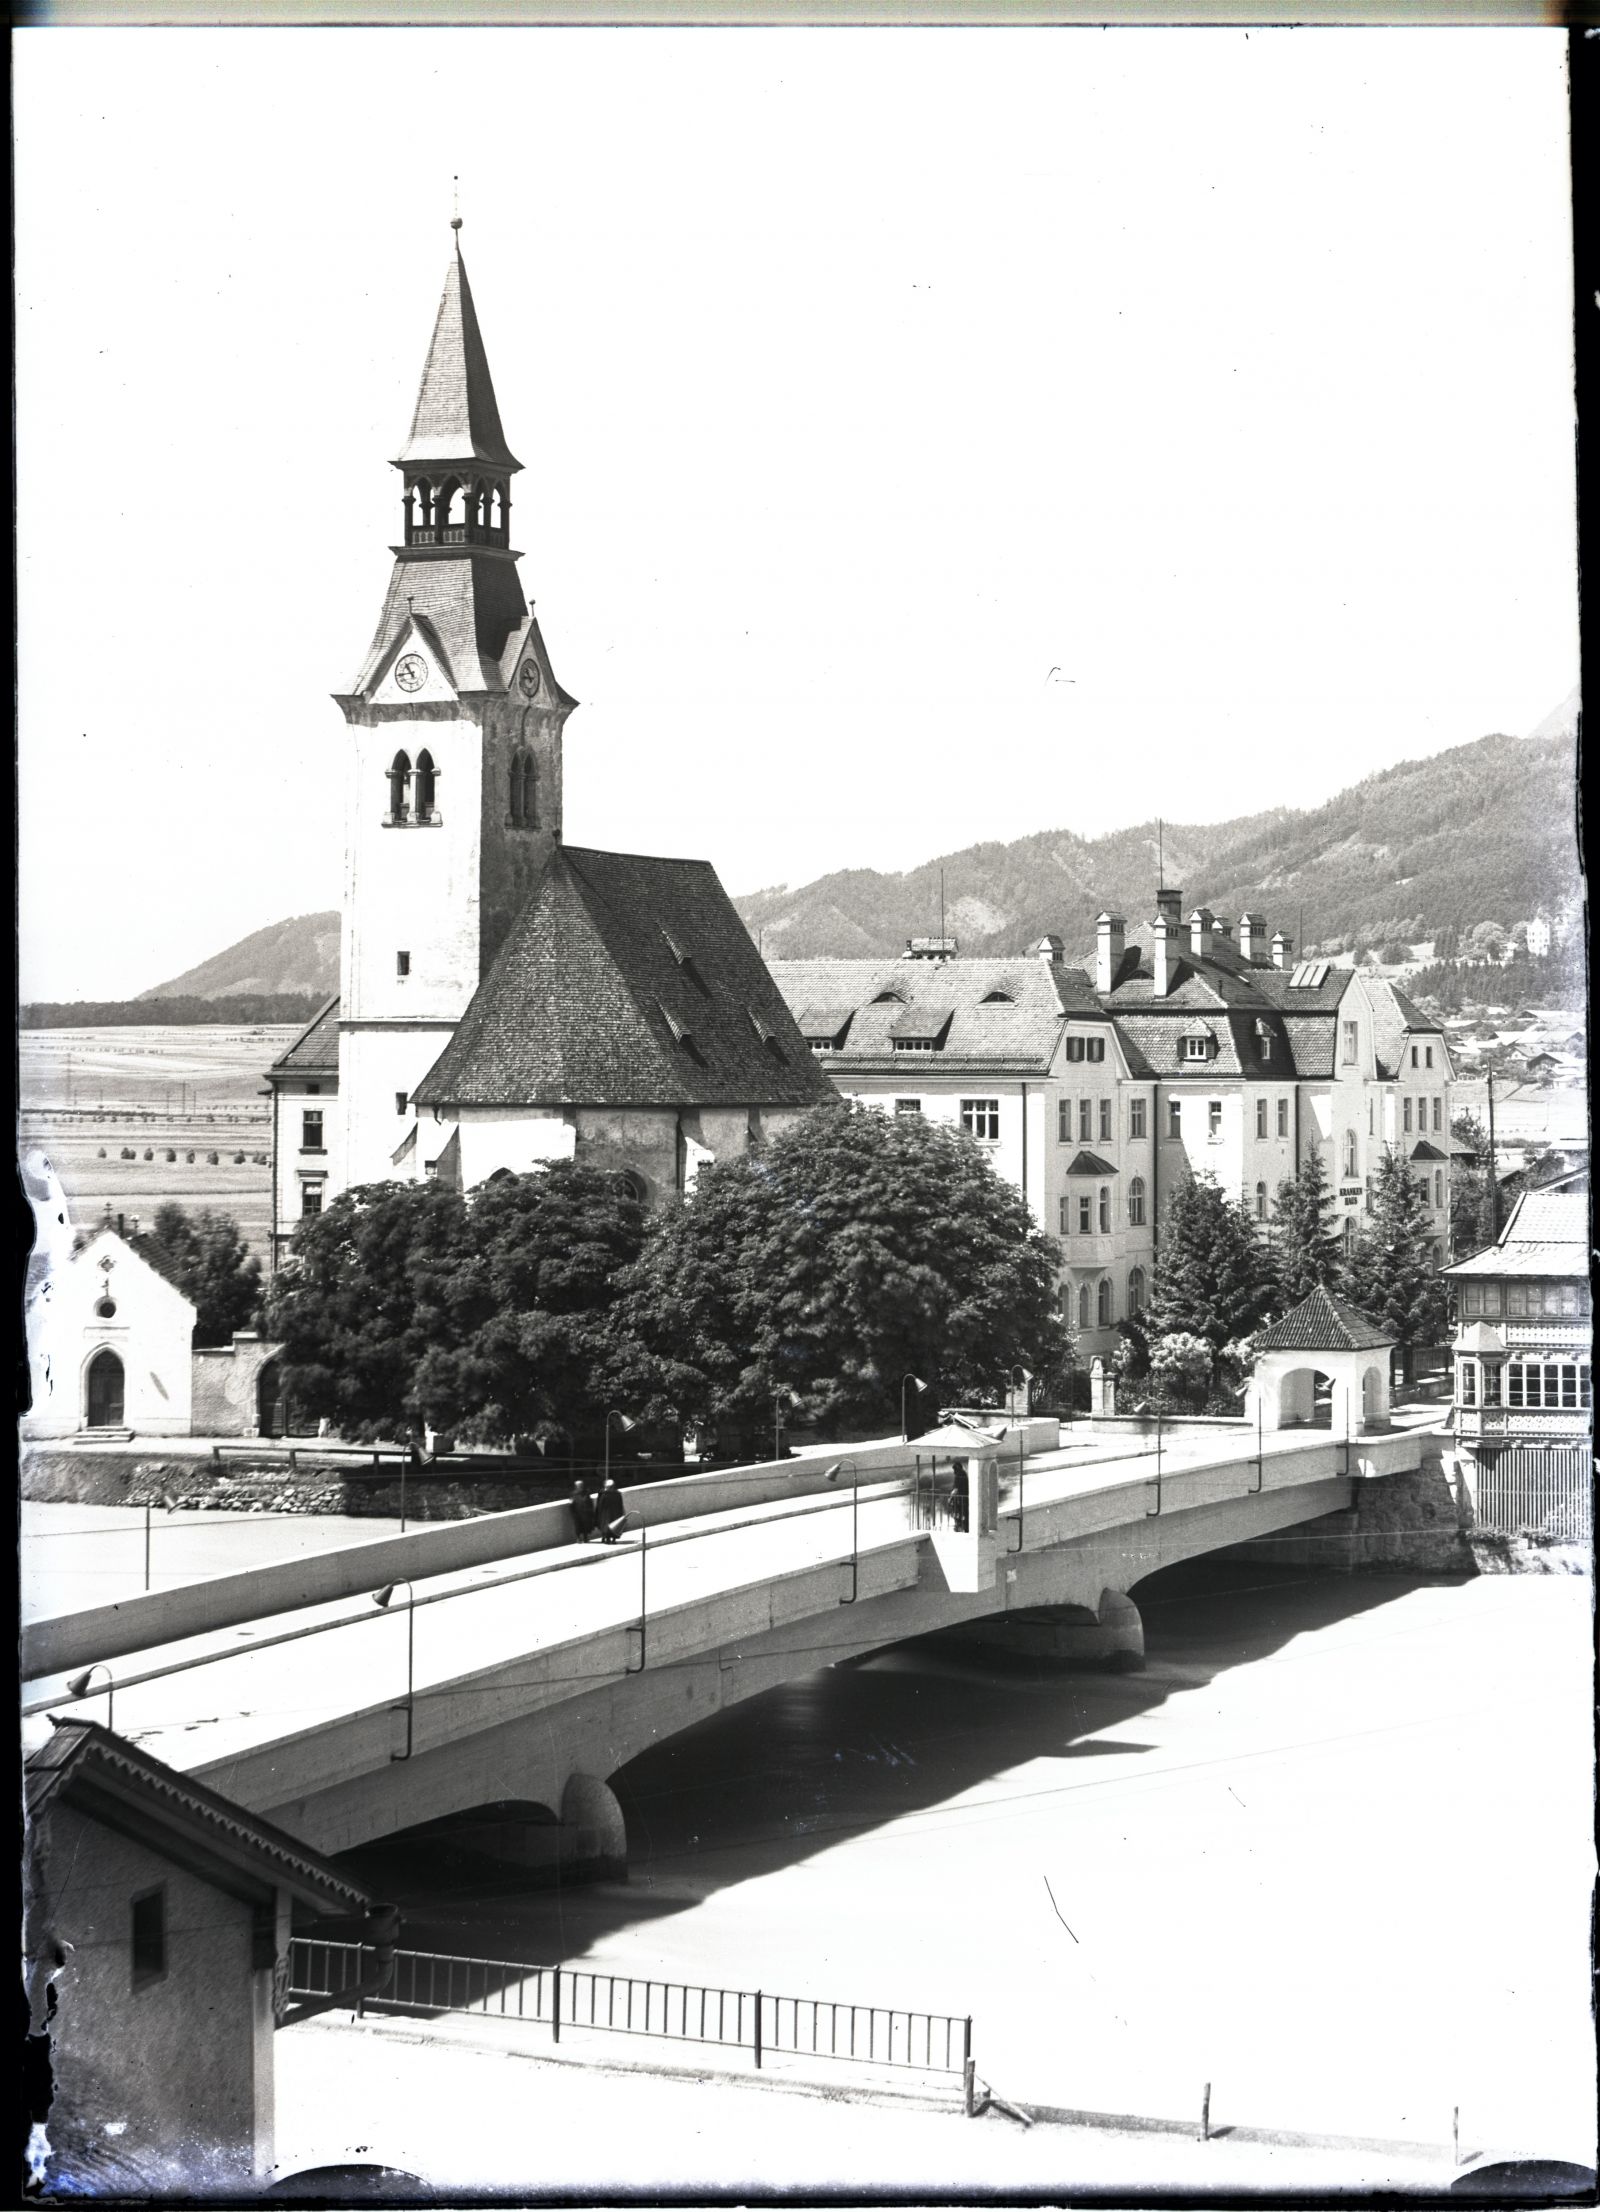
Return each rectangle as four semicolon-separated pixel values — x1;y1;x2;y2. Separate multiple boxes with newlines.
23;1407;1435;1882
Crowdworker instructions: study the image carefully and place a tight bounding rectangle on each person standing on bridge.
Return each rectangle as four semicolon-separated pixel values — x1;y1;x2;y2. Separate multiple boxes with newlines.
569;1481;596;1543
597;1477;627;1544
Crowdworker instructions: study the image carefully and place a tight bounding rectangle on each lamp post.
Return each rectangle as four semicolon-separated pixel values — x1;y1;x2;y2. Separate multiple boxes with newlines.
772;1389;789;1462
604;1408;636;1490
901;1373;927;1441
371;1581;415;1761
823;1460;860;1604
65;1663;114;1732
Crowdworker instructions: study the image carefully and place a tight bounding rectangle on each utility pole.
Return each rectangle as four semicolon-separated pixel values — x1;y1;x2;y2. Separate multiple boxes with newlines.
1486;1071;1500;1240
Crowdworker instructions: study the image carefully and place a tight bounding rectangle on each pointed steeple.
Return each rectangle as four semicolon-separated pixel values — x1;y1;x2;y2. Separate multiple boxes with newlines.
394;237;521;473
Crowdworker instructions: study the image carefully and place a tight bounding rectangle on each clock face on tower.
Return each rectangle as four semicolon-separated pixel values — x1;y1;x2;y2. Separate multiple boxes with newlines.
394;652;428;694
518;660;541;699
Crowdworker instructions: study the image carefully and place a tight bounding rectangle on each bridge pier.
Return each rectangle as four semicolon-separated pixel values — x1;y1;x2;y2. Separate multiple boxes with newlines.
559;1773;628;1884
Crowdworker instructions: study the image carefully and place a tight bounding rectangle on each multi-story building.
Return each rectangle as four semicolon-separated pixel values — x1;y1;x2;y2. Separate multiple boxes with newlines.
1442;1189;1592;1538
770;943;1155;1361
266;232;830;1265
773;886;1456;1364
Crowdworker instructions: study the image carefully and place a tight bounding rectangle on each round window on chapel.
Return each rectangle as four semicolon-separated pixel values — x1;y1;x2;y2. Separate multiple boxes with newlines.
95;1297;117;1319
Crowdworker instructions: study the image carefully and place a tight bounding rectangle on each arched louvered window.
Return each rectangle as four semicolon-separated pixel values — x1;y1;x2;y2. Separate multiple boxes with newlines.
414;749;437;821
388;750;411;821
522;753;538;828
509;750;526;824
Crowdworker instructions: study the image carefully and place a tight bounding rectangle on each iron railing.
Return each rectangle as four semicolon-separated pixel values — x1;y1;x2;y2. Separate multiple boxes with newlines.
285;1938;969;2082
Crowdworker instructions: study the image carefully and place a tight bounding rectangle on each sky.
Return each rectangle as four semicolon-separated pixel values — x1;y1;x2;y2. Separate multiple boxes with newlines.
15;27;1578;1002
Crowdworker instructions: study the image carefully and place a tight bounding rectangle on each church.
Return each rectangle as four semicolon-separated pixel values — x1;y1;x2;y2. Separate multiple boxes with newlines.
267;230;831;1262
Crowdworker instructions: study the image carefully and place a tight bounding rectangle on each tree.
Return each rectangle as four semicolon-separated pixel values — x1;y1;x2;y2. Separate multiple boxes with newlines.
1380;939;1411;968
262;1167;649;1446
1449;1111;1494;1258
261;1180;479;1438
1270;1148;1345;1306
621;1103;1068;1450
1143;1175;1279;1389
135;1204;262;1347
1344;1147;1449;1382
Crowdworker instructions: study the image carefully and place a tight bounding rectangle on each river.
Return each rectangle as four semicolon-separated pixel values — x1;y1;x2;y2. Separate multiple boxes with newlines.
342;1556;1596;2164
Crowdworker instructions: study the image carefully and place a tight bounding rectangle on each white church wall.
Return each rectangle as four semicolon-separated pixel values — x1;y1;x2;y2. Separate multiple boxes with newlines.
25;1230;195;1439
340;1027;459;1189
453;1106;578;1186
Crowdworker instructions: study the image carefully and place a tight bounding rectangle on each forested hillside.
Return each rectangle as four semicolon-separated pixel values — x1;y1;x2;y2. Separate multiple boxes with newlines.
139;911;341;1000
736;731;1581;962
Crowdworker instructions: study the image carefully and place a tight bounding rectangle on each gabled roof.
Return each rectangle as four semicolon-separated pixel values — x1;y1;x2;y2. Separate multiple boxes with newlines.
27;1720;367;1917
1442;1187;1589;1279
1254;1284;1395;1353
270;993;341;1075
353;548;531;695
394;245;520;471
1063;1149;1117;1177
414;846;835;1110
1410;1140;1446;1161
768;957;1092;1071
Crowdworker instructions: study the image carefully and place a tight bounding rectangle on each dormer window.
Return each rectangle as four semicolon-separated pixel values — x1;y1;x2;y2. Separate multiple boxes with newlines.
980;989;1016;1005
1183;1034;1211;1063
659;1002;707;1066
748;1010;787;1066
872;989;907;1006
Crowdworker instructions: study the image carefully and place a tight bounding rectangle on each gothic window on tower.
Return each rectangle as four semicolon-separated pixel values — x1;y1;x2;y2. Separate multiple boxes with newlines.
387;751;411;823
414;750;438;822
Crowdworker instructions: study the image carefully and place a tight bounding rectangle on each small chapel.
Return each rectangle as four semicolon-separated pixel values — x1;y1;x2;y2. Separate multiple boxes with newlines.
267;228;830;1261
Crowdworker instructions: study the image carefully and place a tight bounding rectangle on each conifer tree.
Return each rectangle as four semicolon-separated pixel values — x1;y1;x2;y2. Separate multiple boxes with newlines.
1344;1147;1449;1382
1270;1147;1345;1307
1144;1175;1279;1391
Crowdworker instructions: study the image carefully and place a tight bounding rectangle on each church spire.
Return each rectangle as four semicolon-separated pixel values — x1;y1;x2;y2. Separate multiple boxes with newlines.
394;234;521;474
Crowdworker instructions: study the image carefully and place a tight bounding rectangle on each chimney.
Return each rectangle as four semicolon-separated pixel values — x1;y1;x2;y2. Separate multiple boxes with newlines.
116;1211;125;1237
1151;915;1174;998
1271;930;1292;969
1213;919;1232;943
1238;913;1268;962
1189;907;1215;960
1155;885;1183;929
1032;933;1064;966
1094;913;1126;994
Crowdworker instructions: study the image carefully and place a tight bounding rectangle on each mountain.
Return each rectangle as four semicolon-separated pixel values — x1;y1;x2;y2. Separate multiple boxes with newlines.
143;727;1582;995
733;731;1582;963
140;911;341;1000
1525;686;1581;744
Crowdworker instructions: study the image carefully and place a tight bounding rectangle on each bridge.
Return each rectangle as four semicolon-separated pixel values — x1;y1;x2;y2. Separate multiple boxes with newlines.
22;1412;1436;1877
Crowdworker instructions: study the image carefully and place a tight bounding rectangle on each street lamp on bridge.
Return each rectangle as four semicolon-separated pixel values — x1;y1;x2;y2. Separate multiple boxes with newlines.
901;1373;927;1442
371;1581;416;1761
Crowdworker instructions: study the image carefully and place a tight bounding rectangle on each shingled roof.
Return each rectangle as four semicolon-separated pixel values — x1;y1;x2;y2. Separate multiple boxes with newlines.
1443;1188;1589;1279
1254;1284;1395;1352
414;846;835;1110
394;245;520;471
768;957;1108;1072
269;993;340;1076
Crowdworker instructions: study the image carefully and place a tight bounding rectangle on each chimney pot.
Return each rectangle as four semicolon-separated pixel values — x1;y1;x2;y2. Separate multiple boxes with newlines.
1271;930;1293;970
1238;912;1268;961
1189;907;1216;959
1155;886;1184;928
1151;916;1174;998
1032;934;1065;966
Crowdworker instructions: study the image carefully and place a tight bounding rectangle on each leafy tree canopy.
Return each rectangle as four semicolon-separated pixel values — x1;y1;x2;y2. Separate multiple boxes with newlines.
262;1165;648;1444
135;1204;262;1347
621;1103;1068;1447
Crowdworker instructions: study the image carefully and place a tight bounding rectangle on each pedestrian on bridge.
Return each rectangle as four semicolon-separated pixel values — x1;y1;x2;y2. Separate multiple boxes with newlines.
597;1477;627;1544
569;1481;596;1543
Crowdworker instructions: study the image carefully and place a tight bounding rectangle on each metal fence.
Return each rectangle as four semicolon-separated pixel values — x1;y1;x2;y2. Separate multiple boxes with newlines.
286;1937;969;2085
1475;1445;1592;1541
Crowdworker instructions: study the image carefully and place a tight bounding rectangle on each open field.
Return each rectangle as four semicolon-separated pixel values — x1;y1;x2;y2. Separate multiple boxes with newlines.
19;1026;297;1263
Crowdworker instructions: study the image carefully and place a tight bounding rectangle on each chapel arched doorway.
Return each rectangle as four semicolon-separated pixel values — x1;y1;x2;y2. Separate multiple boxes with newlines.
86;1348;125;1429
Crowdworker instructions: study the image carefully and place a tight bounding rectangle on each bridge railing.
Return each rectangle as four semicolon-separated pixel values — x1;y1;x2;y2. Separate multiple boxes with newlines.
285;1936;971;2091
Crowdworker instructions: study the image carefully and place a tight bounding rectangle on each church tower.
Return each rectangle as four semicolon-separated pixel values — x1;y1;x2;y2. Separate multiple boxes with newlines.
333;225;576;1185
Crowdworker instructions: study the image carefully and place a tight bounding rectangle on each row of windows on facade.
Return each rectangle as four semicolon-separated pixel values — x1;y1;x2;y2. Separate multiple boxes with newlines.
1458;1359;1592;1410
1457;1280;1590;1320
1066;1269;1148;1329
382;751;541;827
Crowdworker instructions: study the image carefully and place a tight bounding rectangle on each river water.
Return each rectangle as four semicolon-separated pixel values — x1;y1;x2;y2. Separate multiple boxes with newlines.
347;1557;1595;2163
